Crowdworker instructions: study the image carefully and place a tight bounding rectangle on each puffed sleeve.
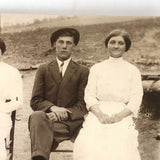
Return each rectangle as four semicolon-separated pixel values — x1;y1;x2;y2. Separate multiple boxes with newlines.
84;65;100;110
125;67;143;117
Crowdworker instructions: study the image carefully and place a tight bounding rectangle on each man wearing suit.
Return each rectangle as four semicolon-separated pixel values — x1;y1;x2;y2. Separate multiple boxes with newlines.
29;28;89;160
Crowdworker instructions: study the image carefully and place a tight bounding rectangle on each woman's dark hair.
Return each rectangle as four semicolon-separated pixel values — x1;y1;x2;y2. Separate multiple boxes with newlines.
0;38;6;54
105;29;131;52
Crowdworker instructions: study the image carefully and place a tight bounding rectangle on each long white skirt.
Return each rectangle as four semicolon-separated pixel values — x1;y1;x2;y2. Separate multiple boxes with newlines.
0;113;12;160
73;101;140;160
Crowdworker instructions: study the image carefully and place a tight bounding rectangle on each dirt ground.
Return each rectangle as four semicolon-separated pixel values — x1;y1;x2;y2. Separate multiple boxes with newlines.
13;70;160;160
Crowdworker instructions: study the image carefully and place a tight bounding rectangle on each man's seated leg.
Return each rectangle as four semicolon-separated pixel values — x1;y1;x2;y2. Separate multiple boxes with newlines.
29;111;54;160
52;122;70;149
29;111;71;160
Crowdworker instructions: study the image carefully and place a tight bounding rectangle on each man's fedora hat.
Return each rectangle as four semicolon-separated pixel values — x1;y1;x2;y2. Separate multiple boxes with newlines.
0;38;6;54
50;28;80;46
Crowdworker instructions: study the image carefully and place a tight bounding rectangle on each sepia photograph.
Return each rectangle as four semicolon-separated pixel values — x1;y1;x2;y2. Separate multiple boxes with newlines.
0;14;160;160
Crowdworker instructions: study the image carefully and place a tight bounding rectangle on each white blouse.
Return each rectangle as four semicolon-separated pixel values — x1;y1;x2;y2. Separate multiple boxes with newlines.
0;62;23;115
85;57;143;116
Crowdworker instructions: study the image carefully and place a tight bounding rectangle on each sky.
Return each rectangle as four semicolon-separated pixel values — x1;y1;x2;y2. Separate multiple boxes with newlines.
0;0;160;16
0;0;160;28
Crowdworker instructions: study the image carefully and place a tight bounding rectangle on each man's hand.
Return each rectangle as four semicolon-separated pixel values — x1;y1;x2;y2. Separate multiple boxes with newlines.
46;112;58;122
50;106;72;121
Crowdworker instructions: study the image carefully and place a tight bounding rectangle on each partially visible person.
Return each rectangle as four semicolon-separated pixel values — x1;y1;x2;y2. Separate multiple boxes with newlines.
73;29;143;160
0;38;23;160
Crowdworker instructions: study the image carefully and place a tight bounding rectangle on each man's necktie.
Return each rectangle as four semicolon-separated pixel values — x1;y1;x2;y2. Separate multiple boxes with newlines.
59;61;64;78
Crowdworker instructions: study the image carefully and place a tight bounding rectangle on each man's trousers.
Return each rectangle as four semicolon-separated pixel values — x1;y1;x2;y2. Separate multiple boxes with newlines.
29;111;70;160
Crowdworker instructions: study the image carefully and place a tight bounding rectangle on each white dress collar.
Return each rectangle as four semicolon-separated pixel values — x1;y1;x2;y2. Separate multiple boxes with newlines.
108;56;123;62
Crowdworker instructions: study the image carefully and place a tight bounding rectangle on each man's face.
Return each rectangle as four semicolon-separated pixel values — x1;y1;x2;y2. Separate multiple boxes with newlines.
108;36;126;58
54;36;75;61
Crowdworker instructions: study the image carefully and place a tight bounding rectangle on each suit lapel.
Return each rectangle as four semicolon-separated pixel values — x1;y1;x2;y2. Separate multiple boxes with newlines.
48;60;62;84
60;60;77;90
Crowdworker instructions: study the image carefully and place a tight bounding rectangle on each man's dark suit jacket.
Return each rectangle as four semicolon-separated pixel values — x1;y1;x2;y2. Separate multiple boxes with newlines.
30;59;89;140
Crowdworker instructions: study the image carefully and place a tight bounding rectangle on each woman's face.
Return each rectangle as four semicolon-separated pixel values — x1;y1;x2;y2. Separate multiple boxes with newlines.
108;36;126;58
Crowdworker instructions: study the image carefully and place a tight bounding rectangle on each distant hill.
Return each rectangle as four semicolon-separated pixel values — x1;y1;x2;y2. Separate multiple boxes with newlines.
2;15;141;33
1;16;160;73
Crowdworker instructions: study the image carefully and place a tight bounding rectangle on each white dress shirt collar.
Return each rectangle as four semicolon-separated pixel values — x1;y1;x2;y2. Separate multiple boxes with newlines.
56;57;71;77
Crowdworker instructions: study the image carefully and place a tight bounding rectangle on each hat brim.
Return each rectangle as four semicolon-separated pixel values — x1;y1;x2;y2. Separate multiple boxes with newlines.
50;28;80;46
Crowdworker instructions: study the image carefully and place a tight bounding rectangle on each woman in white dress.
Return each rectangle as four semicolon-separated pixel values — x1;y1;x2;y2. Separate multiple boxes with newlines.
73;29;143;160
